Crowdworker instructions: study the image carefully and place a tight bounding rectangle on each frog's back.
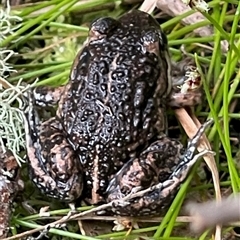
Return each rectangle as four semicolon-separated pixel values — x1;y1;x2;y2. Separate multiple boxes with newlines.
57;10;170;201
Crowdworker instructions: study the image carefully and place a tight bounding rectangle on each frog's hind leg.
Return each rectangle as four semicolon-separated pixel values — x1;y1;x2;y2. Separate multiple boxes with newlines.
105;119;213;216
24;95;83;202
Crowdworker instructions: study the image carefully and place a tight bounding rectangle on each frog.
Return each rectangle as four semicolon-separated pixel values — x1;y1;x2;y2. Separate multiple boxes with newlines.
24;10;211;216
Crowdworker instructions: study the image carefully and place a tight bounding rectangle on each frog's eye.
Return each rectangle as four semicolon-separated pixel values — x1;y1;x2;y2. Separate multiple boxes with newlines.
141;30;160;54
141;29;168;54
142;30;158;45
89;17;119;40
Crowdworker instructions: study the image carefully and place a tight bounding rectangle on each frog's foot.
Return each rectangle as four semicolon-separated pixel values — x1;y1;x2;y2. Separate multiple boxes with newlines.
65;203;78;218
33;85;65;107
105;119;213;216
51;203;77;229
24;95;83;202
34;228;50;240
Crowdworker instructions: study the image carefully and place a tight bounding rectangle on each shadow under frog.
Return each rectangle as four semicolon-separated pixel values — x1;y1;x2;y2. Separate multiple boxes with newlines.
24;10;210;216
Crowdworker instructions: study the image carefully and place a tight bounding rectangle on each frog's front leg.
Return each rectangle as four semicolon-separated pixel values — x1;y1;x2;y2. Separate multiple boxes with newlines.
33;85;65;107
105;120;212;216
24;96;83;202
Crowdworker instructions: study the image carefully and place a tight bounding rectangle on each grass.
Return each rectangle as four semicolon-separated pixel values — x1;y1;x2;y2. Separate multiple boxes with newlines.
1;0;240;239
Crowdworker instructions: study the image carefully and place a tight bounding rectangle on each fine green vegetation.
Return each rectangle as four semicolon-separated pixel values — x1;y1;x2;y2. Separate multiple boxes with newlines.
1;0;240;239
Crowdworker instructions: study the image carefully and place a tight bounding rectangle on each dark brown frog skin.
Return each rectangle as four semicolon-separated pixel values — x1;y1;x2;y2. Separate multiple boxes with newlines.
0;147;21;238
25;10;208;216
59;10;172;205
